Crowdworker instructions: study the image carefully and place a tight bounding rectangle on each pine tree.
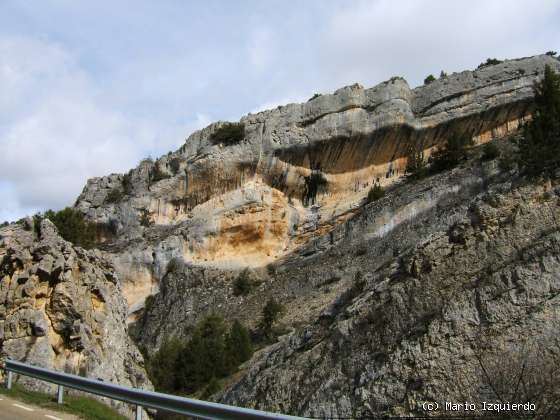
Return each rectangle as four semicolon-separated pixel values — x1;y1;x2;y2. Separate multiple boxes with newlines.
518;65;560;176
260;298;284;337
146;337;183;392
424;74;436;85
176;314;228;392
430;131;473;173
406;145;428;180
225;320;253;370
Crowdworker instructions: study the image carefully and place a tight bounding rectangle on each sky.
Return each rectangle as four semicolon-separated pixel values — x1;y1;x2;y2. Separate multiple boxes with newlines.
1;0;559;222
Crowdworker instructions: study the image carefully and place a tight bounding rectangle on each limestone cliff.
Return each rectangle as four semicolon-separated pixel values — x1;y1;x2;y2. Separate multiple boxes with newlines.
217;165;560;418
0;219;151;413
74;55;560;315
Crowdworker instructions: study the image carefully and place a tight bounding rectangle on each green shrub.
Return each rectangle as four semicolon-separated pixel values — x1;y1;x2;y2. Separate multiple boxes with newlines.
147;337;184;393
366;184;385;203
105;188;123;204
260;297;284;337
43;208;96;249
225;319;253;368
440;70;447;78
429;131;473;173
424;74;436;85
308;93;321;101
209;122;245;146
481;142;500;161
478;58;503;69
0;221;8;227
406;146;428;180
122;172;133;194
545;51;557;56
146;316;253;396
139;209;153;227
166;257;184;275
169;157;182;175
176;315;242;393
201;377;221;399
233;269;253;296
517;64;560;176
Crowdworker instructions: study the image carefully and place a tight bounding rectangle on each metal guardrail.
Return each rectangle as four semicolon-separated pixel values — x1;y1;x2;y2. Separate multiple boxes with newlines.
4;359;306;420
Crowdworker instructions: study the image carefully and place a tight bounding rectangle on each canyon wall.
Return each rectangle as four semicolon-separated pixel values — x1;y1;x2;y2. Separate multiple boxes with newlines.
74;55;560;313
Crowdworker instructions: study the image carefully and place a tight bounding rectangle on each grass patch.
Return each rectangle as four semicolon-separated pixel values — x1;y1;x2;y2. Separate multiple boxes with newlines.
0;383;127;420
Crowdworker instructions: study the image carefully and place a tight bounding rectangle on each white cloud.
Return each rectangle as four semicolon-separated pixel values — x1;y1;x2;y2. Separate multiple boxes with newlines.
1;1;559;221
319;0;560;88
0;35;198;220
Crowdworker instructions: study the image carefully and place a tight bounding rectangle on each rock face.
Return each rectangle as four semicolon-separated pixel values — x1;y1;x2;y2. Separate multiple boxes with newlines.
134;145;501;352
74;55;560;314
0;219;151;412
218;171;560;418
25;54;559;417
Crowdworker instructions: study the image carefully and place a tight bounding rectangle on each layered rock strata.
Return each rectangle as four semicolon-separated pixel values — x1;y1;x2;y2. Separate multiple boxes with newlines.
218;170;560;418
75;55;560;313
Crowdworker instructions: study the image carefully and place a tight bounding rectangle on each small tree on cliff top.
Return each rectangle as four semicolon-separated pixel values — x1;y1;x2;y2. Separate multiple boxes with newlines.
517;64;560;176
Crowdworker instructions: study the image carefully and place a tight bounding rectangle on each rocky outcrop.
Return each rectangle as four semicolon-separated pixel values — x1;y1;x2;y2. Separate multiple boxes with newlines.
74;55;560;314
0;219;151;413
218;171;560;418
133;142;502;352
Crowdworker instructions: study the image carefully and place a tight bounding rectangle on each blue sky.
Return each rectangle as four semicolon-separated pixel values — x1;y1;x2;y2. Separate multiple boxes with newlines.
1;0;559;221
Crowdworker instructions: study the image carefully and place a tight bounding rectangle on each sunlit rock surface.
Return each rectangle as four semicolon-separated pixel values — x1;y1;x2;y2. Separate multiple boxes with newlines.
74;55;560;313
0;219;152;414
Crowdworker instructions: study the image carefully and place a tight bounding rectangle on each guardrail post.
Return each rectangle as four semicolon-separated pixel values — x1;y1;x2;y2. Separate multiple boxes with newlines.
6;371;12;390
135;404;143;420
57;384;64;404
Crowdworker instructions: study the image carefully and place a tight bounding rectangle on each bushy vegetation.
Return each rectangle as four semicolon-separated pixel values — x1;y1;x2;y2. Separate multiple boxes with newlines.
122;172;133;194
233;268;254;296
517;64;560;176
169;157;182;175
146;315;253;395
545;51;557;57
105;188;124;204
36;207;96;248
365;183;385;203
429;131;473;173
149;165;171;184
481;141;500;161
308;93;321;101
259;297;284;338
165;257;185;274
147;337;184;393
406;146;429;180
424;74;436;85
439;70;447;78
209;122;245;146
477;58;503;69
139;209;153;227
